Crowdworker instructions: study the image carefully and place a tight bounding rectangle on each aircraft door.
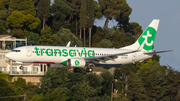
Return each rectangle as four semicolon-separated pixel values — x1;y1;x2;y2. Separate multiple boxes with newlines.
26;48;32;57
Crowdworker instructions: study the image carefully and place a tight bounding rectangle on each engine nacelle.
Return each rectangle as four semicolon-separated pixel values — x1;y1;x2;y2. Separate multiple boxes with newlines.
67;59;86;68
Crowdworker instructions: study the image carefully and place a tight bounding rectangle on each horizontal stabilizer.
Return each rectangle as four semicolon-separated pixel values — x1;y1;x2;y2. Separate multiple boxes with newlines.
144;50;173;55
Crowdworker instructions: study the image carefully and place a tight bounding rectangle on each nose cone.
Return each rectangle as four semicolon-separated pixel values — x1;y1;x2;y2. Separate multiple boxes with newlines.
5;52;13;59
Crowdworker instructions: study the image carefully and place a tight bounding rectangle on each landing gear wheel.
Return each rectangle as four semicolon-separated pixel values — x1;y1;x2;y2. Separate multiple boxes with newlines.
74;67;80;72
86;67;93;72
19;66;23;69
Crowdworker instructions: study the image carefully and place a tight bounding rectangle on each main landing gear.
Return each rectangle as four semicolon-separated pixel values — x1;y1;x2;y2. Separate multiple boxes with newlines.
73;64;95;72
86;63;94;72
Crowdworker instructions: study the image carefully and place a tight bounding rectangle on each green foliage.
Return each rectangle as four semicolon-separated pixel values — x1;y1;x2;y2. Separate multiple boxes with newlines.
9;0;36;16
69;82;96;101
94;0;102;19
92;28;105;47
39;67;69;94
52;28;83;46
0;0;10;10
103;27;115;39
37;0;50;29
85;73;103;94
13;77;26;89
80;0;87;29
25;82;38;100
39;25;54;45
31;88;70;101
100;70;114;96
66;70;86;89
87;0;94;27
0;72;27;101
98;39;112;48
112;32;136;48
51;0;71;32
138;61;168;100
127;72;147;101
114;68;122;80
28;32;40;43
6;10;40;38
130;22;143;38
98;0;132;28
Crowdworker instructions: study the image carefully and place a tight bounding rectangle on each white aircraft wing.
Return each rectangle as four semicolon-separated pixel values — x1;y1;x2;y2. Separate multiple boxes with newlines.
84;50;138;64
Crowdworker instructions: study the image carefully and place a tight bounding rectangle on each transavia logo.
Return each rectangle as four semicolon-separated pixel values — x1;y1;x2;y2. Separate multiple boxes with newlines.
75;60;80;66
34;47;95;57
138;27;156;51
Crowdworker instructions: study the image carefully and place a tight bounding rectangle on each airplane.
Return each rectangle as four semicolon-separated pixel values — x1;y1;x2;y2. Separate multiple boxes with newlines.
5;19;172;72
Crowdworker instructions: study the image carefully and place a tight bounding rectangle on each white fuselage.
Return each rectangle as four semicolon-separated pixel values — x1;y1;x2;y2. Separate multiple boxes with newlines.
6;46;152;66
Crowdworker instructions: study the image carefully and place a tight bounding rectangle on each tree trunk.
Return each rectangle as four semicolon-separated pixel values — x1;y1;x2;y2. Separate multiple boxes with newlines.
103;18;109;29
125;75;129;96
43;15;46;30
84;27;86;47
89;27;92;47
76;17;78;35
80;28;82;39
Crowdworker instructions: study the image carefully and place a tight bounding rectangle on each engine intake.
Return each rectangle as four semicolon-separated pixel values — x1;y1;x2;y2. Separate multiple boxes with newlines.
67;59;86;68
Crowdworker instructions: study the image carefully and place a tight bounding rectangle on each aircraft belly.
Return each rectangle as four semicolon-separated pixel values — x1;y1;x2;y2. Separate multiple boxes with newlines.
98;55;133;65
32;55;63;64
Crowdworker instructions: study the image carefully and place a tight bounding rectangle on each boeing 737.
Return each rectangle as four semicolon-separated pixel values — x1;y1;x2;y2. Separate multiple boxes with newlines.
5;19;172;72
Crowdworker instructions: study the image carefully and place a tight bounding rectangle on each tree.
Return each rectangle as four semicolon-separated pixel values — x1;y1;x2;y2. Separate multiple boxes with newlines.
31;88;70;101
9;0;36;16
98;39;112;48
69;82;96;101
80;0;87;46
127;72;147;101
85;73;103;95
38;68;69;94
52;28;83;46
100;70;114;96
98;0;132;28
39;25;54;45
129;22;142;38
0;0;10;10
51;0;71;32
87;0;94;47
120;64;138;96
6;11;40;38
164;66;180;100
28;32;40;43
138;60;168;100
37;0;50;30
67;0;81;35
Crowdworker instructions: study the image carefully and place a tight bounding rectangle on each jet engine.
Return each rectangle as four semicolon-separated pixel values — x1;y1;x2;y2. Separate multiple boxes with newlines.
67;59;86;68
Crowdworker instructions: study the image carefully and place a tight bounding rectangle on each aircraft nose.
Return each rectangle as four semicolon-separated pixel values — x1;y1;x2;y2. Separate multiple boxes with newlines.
5;52;13;59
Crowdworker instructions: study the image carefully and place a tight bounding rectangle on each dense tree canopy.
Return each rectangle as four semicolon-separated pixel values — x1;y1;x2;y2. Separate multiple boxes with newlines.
9;0;36;16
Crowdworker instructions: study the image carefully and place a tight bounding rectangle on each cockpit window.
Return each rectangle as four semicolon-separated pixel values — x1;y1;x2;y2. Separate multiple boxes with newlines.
12;50;20;52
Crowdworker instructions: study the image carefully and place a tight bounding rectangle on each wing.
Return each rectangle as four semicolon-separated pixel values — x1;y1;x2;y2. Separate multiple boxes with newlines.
84;50;138;64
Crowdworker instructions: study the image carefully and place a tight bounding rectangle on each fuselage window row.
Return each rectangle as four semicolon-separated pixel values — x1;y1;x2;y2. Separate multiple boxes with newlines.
32;51;112;56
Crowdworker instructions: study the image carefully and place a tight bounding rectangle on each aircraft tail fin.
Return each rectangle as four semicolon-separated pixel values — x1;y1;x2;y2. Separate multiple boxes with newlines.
122;19;160;51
